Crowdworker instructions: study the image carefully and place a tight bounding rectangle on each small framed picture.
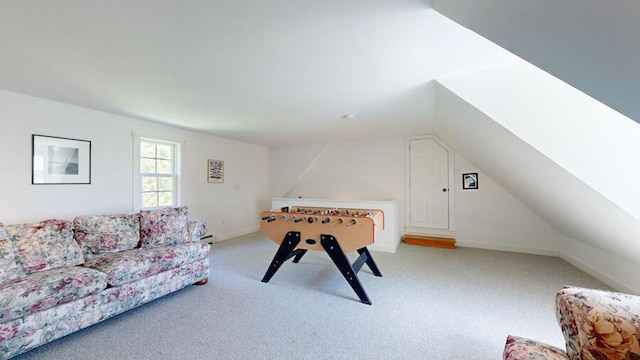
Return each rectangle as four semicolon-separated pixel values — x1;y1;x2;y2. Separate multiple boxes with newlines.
207;159;224;183
32;134;91;184
462;172;478;190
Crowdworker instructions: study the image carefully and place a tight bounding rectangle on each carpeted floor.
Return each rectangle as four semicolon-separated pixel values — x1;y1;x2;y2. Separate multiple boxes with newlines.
15;232;611;360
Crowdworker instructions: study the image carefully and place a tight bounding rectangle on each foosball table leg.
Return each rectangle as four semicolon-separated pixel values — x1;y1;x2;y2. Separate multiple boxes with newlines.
261;232;302;283
356;247;382;277
320;234;372;305
292;249;307;263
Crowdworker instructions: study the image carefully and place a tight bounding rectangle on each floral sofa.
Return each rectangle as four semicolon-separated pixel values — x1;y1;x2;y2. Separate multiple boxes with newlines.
504;286;640;360
0;206;210;359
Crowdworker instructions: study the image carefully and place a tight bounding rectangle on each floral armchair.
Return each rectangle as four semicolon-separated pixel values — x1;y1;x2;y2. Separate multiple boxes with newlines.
504;286;640;360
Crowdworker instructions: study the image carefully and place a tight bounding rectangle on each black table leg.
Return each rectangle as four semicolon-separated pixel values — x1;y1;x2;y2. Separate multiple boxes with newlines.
262;232;301;283
356;247;382;277
320;234;372;305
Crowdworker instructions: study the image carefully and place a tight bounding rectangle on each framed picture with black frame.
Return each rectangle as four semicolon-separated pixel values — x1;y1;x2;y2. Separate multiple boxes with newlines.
32;134;91;184
462;172;478;190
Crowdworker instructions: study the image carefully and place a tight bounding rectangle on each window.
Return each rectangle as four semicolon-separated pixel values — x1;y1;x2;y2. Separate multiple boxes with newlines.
139;138;179;209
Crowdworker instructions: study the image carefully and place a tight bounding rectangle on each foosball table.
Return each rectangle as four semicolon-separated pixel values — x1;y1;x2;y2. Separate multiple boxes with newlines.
259;206;384;305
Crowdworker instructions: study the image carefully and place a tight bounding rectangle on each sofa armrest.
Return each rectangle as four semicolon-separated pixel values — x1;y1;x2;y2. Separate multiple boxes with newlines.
185;219;209;243
555;286;640;360
504;335;569;360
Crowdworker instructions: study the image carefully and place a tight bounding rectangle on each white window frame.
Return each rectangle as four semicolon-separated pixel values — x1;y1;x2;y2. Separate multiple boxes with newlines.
133;136;181;212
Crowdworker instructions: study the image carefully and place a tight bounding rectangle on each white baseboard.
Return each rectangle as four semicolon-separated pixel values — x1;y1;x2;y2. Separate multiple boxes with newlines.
455;241;559;257
215;226;260;242
456;241;639;295
559;251;639;295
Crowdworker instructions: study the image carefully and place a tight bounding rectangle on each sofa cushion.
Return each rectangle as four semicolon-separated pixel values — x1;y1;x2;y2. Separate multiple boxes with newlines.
0;266;107;323
82;241;210;286
6;219;84;273
73;213;140;259
0;223;26;285
184;219;208;243
503;335;569;360
556;286;640;360
140;206;188;248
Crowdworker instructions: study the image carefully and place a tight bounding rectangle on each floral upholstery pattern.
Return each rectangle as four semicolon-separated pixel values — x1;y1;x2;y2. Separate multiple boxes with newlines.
504;286;640;360
73;213;140;259
504;335;569;360
556;286;640;360
0;266;107;324
0;211;209;359
82;242;210;286
185;219;208;243
6;220;84;273
0;259;209;359
140;207;188;248
0;223;26;285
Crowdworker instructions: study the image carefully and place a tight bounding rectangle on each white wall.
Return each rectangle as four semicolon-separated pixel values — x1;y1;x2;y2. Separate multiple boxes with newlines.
453;155;561;255
269;132;570;257
560;235;640;294
269;137;406;202
0;90;269;240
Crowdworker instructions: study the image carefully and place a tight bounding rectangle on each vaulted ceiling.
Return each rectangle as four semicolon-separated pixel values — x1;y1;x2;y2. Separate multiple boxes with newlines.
3;1;636;148
0;0;441;147
1;0;638;148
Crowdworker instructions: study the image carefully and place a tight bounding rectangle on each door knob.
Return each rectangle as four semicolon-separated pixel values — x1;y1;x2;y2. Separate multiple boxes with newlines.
442;188;448;192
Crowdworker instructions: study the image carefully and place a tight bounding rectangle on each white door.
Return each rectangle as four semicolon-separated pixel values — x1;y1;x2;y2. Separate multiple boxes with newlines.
409;138;449;229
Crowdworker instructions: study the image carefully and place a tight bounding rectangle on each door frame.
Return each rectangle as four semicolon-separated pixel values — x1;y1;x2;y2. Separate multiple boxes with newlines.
404;135;456;237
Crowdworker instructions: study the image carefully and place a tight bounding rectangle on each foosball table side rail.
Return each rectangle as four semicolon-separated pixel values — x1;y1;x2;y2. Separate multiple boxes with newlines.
259;208;384;254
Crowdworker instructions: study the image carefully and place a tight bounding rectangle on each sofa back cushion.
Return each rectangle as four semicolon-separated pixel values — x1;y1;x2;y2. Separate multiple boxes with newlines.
0;222;27;284
556;286;640;360
73;213;141;259
6;219;84;273
140;206;188;248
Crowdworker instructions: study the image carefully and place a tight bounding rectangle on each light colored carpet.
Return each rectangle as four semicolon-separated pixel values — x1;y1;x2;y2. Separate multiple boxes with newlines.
15;232;610;360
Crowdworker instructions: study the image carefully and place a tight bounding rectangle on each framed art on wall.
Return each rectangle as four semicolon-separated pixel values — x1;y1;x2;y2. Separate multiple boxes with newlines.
207;159;224;183
32;134;91;184
462;172;478;190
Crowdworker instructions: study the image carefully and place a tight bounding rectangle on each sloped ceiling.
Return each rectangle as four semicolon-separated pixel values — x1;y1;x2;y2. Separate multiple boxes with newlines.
435;81;640;262
1;1;637;146
432;0;640;124
6;1;633;146
0;1;530;147
0;0;442;147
